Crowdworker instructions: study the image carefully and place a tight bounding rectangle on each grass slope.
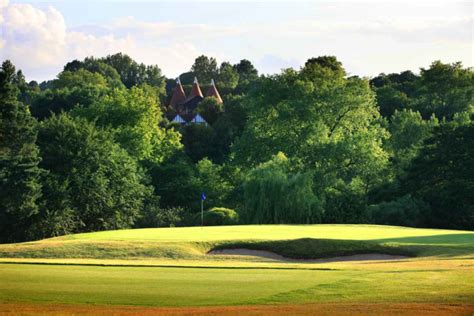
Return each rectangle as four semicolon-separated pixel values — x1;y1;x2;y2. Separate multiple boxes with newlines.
0;225;472;260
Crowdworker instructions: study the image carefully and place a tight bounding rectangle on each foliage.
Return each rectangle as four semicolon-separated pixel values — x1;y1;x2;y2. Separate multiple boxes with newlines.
413;61;473;120
387;109;438;173
71;87;182;163
135;199;184;228
179;123;214;162
195;158;232;210
402;123;474;230
197;207;239;226
101;53;166;94
197;96;223;125
33;114;150;237
191;55;218;84
217;62;239;89
2;55;473;236
368;195;427;227
148;154;200;212
242;153;322;224
0;60;42;243
30;70;111;119
233;59;259;92
234;58;389;217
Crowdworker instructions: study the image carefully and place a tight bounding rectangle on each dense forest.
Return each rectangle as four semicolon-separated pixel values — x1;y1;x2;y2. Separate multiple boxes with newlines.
0;54;472;242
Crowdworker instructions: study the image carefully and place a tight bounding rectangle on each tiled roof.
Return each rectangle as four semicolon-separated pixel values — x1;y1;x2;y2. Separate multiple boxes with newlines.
205;79;223;104
169;78;186;107
188;76;204;99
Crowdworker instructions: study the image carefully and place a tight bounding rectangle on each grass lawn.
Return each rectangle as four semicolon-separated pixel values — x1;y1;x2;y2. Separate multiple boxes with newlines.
0;224;473;313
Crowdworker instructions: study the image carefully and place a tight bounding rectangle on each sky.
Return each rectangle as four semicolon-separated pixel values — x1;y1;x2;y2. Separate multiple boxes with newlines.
0;0;472;82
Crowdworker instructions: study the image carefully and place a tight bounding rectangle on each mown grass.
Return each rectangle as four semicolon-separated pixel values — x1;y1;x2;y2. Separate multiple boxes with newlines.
0;263;472;307
0;224;473;309
1;225;472;260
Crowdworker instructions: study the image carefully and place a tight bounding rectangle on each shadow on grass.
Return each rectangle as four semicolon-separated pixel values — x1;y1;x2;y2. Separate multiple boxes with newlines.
210;238;414;260
373;233;474;246
372;234;474;257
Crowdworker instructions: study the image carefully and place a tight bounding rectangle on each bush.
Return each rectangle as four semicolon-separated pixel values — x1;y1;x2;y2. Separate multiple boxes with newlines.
196;207;239;226
368;195;427;227
135;196;184;228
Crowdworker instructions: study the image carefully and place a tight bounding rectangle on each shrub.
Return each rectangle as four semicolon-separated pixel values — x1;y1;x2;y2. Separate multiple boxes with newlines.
196;207;239;226
135;196;184;228
368;195;427;227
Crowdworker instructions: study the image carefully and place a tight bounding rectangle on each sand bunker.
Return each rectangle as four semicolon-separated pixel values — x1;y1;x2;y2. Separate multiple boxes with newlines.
208;248;408;263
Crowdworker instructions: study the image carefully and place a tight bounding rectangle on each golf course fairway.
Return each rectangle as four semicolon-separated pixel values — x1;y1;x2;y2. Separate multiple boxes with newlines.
0;224;473;315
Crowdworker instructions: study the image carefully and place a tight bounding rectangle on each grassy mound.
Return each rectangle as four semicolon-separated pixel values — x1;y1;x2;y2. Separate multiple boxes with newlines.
0;225;472;260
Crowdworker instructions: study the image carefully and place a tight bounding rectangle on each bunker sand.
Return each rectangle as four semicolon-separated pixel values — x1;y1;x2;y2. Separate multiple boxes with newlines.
208;248;409;262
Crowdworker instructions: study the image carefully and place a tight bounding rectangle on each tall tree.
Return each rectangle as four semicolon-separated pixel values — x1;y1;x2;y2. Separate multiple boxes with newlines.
71;87;182;163
242;153;321;224
191;55;219;84
388;109;438;174
414;61;473;120
34;114;150;237
233;57;389;221
0;60;42;242
101;53;166;96
403;124;474;230
217;62;239;89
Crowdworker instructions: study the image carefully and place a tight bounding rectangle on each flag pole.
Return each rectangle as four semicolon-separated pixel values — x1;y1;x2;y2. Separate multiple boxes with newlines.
201;199;204;227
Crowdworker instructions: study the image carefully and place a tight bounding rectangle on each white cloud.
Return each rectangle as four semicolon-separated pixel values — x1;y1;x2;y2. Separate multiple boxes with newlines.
0;2;207;80
0;1;472;81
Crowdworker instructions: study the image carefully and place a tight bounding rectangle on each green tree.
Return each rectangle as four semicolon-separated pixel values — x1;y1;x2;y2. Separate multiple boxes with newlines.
233;59;258;83
414;61;473;120
233;59;258;93
197;96;223;125
30;69;111;119
180;124;214;163
194;158;232;210
402;124;474;230
72;87;182;163
217;62;239;89
0;60;42;242
242;153;321;224
101;53;166;96
63;58;124;89
191;55;218;83
388;109;438;173
233;57;389;221
34;114;150;236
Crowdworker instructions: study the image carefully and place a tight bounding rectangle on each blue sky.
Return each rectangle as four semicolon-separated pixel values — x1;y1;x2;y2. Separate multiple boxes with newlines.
1;0;472;81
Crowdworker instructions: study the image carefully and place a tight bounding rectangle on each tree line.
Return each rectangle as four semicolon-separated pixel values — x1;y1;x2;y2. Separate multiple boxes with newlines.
0;54;472;243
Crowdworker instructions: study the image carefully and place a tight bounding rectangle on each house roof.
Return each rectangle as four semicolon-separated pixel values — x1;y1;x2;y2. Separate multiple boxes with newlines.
188;76;203;99
169;78;186;107
206;79;223;104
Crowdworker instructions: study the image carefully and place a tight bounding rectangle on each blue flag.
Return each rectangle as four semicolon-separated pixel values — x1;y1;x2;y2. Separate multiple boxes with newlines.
201;192;206;201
